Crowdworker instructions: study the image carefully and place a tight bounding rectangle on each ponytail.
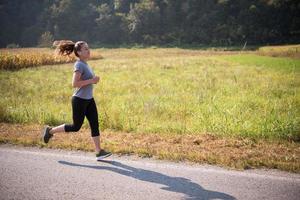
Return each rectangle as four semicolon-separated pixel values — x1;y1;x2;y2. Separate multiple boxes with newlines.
53;40;86;57
53;40;75;56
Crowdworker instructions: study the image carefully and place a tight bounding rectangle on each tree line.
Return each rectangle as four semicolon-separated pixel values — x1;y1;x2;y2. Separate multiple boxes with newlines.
0;0;299;48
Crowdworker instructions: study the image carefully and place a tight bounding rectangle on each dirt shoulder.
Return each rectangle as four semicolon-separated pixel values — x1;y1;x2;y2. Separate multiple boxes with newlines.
0;123;299;173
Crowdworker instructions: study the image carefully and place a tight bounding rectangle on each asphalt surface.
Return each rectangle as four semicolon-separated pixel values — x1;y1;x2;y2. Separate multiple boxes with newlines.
0;144;299;200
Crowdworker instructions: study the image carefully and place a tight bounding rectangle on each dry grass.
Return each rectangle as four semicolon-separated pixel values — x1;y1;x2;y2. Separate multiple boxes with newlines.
98;48;248;60
258;44;300;59
1;123;299;173
0;48;103;70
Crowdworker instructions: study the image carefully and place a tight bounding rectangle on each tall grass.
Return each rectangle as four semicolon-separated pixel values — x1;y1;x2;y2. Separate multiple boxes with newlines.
0;48;299;141
258;44;300;59
0;48;103;70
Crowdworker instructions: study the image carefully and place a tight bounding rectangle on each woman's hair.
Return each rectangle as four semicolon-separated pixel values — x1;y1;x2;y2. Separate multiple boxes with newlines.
53;40;86;57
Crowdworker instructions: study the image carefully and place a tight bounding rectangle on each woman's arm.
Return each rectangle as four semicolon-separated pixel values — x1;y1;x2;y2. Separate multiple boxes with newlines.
72;71;99;88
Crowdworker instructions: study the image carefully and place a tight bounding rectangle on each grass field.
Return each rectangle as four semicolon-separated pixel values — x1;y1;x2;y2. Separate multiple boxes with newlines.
0;47;299;172
1;48;299;140
258;44;300;59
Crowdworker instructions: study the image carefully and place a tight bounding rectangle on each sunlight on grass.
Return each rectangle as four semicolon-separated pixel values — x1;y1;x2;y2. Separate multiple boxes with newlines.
0;48;103;70
258;44;300;59
0;48;299;141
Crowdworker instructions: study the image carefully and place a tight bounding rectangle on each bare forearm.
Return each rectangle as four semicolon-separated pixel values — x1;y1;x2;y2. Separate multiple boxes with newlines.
73;79;93;88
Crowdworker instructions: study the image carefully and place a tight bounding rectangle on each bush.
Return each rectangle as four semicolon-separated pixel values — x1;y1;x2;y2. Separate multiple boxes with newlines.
38;32;54;48
6;43;20;48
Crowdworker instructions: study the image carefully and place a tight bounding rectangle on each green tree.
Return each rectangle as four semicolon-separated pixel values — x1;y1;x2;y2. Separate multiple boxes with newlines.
126;0;161;44
38;31;54;47
93;3;128;44
49;0;98;42
0;0;299;47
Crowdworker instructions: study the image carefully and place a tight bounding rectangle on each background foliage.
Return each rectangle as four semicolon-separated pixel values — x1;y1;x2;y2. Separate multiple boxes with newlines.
0;0;299;47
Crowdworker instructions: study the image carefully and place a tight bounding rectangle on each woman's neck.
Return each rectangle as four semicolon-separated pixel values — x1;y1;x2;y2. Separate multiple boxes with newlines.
79;58;87;63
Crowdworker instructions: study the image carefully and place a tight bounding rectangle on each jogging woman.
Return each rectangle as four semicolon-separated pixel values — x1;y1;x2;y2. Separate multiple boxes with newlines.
42;40;111;160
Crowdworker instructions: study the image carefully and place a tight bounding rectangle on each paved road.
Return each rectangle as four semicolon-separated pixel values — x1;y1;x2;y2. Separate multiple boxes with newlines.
0;145;299;200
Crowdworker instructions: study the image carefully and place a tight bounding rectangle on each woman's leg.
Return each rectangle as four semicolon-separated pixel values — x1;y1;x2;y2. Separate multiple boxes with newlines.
85;98;101;153
43;96;87;143
49;124;65;135
91;136;101;153
64;96;87;133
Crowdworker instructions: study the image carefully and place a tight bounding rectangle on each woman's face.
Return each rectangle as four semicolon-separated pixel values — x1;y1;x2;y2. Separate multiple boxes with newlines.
78;43;90;60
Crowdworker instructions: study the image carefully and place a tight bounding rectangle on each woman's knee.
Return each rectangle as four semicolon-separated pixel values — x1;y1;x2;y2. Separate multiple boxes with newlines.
72;125;81;132
65;124;82;132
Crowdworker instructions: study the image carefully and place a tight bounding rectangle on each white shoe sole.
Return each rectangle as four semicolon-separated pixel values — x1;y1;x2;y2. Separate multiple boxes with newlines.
96;153;112;161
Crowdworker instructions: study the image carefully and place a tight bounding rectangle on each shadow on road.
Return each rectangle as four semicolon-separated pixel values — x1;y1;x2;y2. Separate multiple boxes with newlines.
58;160;236;200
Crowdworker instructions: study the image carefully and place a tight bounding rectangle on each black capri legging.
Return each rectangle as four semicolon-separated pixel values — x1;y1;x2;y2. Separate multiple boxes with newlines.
65;96;100;137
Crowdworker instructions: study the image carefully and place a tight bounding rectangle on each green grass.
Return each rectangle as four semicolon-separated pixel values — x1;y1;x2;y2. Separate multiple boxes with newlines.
0;48;299;141
219;54;300;72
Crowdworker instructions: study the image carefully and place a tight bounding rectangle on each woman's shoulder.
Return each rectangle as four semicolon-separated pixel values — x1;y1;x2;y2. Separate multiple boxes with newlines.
74;60;88;67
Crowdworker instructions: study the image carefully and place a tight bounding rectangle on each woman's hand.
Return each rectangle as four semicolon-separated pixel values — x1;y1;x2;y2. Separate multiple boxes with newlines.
72;72;100;88
92;76;100;84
